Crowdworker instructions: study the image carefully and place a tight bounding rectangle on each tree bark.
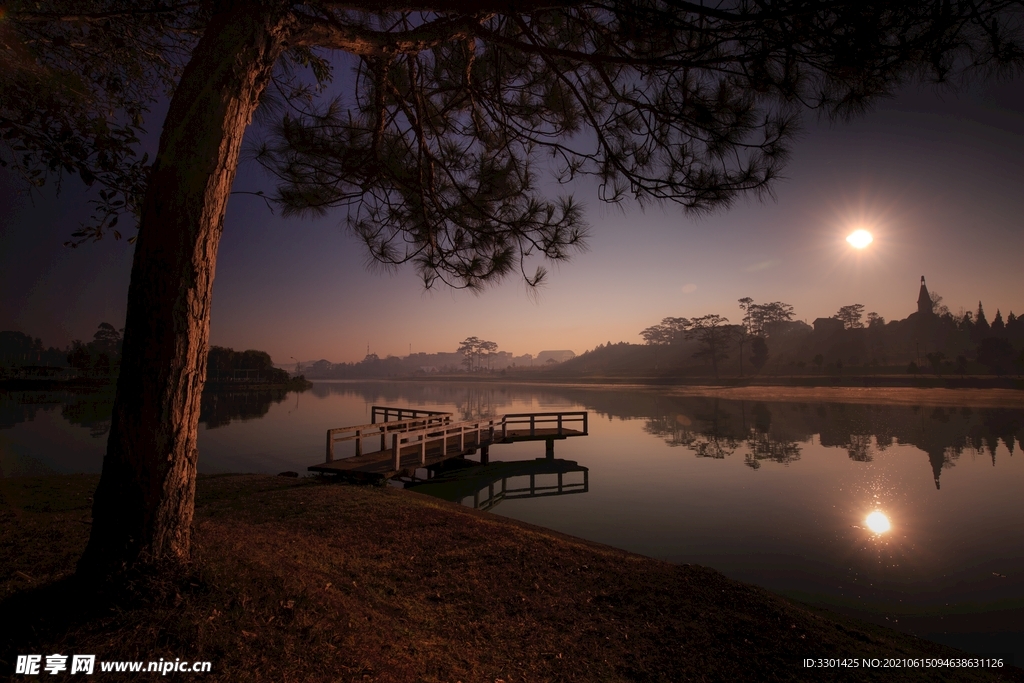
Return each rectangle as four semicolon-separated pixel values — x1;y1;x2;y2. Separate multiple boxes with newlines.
79;2;293;576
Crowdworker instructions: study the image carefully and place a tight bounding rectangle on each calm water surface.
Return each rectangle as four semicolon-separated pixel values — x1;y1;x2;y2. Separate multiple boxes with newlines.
2;381;1023;660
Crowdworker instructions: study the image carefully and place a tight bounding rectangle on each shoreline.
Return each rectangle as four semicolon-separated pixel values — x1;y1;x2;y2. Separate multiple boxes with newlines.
306;376;1024;408
1;474;1020;681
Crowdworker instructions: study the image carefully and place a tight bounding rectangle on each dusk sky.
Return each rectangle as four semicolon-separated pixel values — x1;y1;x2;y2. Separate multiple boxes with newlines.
2;74;1022;364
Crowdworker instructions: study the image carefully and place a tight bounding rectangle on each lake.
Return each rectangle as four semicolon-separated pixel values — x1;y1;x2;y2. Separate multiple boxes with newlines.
2;380;1023;662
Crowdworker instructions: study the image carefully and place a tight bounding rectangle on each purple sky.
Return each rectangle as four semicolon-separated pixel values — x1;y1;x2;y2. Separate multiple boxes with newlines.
2;76;1022;364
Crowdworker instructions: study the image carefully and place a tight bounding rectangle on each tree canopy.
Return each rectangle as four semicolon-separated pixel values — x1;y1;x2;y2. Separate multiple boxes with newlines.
8;1;1024;276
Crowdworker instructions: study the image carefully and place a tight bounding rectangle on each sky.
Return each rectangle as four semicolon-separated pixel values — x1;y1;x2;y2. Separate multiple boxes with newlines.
2;73;1022;365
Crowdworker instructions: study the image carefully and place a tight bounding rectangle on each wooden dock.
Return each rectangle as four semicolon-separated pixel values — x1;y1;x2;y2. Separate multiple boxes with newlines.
308;406;588;480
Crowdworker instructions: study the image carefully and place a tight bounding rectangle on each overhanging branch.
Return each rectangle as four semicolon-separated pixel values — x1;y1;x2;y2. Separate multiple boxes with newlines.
292;12;486;55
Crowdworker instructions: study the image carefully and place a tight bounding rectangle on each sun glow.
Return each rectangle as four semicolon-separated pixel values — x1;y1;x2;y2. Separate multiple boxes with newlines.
846;229;874;249
865;510;891;534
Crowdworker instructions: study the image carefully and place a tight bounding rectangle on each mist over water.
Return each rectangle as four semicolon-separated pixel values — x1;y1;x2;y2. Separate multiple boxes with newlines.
2;381;1022;660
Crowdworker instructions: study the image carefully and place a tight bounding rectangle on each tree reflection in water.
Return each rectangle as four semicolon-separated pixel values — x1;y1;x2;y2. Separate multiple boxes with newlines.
0;387;312;435
641;396;1023;487
199;388;304;429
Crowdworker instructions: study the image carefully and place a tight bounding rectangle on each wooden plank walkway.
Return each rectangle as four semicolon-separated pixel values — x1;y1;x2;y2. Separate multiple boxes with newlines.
309;407;588;480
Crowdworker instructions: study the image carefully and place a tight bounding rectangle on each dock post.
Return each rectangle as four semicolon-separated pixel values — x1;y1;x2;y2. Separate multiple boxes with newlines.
557;413;563;435
326;430;334;463
380;426;386;451
530;415;535;436
481;445;489;464
420;434;426;464
392;433;400;470
583;412;589;435
545;438;555;459
355;429;361;457
460;425;465;452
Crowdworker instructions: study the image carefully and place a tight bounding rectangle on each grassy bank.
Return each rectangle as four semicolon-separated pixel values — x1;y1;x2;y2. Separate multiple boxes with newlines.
2;474;1021;682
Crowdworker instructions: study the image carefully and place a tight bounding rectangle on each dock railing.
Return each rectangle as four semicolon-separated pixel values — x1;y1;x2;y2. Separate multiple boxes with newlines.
371;405;451;424
389;418;496;470
325;411;453;462
499;411;588;438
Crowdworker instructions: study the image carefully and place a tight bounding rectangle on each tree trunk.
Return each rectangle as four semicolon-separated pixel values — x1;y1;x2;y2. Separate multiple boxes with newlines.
79;3;293;576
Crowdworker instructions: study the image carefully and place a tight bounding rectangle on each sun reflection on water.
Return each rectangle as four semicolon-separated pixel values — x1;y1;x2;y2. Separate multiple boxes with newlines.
865;510;892;534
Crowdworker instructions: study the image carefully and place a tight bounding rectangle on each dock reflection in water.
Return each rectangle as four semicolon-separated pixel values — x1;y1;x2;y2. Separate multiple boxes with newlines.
402;457;589;511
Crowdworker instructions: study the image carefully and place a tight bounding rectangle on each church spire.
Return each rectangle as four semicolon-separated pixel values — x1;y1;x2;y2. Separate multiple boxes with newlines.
917;276;932;316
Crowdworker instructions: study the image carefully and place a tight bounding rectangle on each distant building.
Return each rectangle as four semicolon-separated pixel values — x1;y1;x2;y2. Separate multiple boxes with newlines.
917;276;935;317
812;317;844;335
536;350;576;364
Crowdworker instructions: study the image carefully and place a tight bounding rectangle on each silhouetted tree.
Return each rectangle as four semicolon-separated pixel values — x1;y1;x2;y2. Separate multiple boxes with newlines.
959;310;975;334
0;330;66;368
991;310;1006;336
91;323;123;360
640;317;689;345
1008;312;1020;334
867;312;885;328
746;301;795;337
930;290;950;317
13;0;1024;577
813;354;825;374
734;327;752;377
207;346;288;383
736;297;756;375
457;336;482;371
835;304;865;329
976;302;991;337
750;336;769;372
457;337;499;371
956;355;969;378
480;340;499;370
926;351;945;376
67;342;92;372
977;337;1014;375
685;315;731;380
64;323;124;377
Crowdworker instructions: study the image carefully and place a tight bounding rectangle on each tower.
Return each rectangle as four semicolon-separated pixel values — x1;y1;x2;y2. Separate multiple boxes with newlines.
917;276;932;316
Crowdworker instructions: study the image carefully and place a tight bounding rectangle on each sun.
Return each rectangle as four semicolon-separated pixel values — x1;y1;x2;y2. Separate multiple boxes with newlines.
846;229;874;249
865;510;891;534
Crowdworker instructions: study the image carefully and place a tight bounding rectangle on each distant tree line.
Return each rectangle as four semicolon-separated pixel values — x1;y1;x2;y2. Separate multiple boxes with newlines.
0;324;124;378
206;347;293;385
1;326;305;386
638;298;803;379
0;330;71;369
296;343;572;379
560;289;1024;379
